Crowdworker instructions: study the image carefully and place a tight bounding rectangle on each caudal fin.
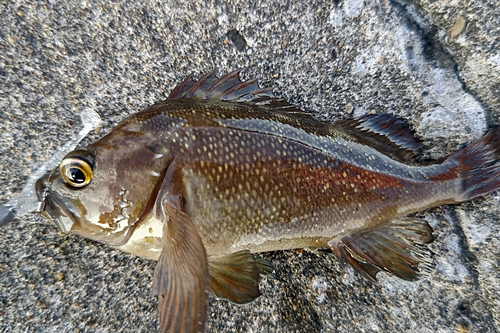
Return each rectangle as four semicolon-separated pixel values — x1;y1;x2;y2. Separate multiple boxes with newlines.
454;126;500;201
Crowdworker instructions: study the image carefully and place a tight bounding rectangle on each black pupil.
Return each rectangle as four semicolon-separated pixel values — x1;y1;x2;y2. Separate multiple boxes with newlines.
67;168;86;184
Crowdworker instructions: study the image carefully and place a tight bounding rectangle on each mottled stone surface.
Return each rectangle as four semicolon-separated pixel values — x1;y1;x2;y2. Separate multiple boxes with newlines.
395;0;500;125
0;1;498;332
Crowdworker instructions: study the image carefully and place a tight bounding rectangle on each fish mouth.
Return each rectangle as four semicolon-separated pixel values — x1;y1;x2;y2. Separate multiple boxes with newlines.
35;173;78;233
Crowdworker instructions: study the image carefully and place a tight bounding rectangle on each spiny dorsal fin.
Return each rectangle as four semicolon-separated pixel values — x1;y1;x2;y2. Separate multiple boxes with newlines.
337;114;423;162
329;217;434;282
167;70;308;116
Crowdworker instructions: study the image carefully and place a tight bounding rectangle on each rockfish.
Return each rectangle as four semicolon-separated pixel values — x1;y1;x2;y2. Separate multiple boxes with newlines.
5;71;500;332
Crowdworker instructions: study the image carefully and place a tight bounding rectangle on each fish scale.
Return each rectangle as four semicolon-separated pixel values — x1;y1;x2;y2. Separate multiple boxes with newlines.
2;70;500;333
139;114;439;255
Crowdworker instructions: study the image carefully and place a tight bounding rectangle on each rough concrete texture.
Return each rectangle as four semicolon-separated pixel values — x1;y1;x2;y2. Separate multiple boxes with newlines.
395;0;500;125
0;0;499;332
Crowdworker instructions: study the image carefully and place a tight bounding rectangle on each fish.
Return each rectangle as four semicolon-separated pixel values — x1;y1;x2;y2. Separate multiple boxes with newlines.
5;70;500;332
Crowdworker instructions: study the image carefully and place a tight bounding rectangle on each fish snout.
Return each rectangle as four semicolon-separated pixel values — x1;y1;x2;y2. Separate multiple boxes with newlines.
35;173;76;233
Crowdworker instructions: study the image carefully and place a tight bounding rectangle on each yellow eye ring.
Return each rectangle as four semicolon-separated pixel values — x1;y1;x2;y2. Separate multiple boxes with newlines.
59;156;93;188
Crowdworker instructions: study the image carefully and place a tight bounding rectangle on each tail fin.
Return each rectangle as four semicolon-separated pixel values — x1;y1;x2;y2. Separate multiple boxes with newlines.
454;126;500;201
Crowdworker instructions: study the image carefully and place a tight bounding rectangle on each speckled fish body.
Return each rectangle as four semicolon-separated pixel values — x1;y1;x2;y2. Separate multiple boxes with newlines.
113;104;441;258
31;71;500;333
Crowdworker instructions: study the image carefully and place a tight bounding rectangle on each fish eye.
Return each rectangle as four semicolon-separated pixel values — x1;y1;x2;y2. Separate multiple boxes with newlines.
59;156;93;188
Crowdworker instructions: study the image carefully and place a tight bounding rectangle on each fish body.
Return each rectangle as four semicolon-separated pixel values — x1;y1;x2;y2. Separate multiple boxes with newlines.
31;71;500;332
108;104;442;258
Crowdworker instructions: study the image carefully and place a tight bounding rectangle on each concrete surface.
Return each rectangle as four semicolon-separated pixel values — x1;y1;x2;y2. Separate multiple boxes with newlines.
1;0;499;332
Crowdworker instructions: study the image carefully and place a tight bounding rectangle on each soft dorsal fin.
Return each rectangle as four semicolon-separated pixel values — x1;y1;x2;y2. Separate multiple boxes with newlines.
167;70;307;116
337;114;423;161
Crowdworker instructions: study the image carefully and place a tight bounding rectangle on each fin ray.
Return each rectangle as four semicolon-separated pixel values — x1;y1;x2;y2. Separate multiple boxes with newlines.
255;256;278;280
184;72;220;100
331;243;381;282
167;74;195;100
450;126;500;201
166;70;308;116
208;250;272;305
337;114;423;161
329;217;434;282
152;200;209;333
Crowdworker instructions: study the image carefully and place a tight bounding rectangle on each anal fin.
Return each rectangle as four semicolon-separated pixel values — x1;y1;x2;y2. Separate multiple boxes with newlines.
208;251;275;304
152;200;209;333
329;217;434;282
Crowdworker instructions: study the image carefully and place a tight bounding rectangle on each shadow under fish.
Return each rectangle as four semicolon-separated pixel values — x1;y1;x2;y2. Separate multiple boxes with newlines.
2;70;500;333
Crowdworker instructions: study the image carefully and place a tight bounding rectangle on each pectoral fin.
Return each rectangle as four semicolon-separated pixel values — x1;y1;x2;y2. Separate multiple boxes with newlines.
208;251;275;304
152;201;209;333
329;217;434;282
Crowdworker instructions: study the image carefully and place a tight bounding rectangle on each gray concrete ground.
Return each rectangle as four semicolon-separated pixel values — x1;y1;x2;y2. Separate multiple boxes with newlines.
1;0;499;332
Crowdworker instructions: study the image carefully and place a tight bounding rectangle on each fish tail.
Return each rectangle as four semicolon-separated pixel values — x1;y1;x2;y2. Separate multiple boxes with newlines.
453;126;500;201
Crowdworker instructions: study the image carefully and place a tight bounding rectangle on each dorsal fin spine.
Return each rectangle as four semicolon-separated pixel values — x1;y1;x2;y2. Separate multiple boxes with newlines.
206;70;241;98
165;70;308;117
166;73;194;100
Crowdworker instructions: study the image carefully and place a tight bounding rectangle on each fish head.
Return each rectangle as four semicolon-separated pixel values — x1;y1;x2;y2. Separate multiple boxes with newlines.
35;138;164;246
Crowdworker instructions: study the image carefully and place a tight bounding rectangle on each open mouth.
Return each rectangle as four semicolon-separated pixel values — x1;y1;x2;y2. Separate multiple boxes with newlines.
35;173;76;233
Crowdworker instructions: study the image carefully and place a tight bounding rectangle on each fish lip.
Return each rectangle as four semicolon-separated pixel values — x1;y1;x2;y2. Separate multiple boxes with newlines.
35;173;77;233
